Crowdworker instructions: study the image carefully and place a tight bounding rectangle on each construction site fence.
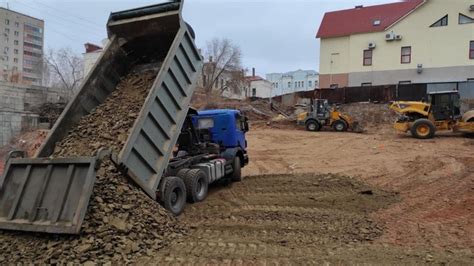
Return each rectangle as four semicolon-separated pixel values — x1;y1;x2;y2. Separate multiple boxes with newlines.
271;82;474;108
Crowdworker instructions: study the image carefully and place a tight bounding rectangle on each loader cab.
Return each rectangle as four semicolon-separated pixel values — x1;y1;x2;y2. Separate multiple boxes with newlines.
428;91;461;121
311;99;330;119
193;109;249;151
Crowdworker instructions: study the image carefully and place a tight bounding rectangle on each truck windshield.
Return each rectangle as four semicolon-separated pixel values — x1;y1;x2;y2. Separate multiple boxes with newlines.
198;118;214;129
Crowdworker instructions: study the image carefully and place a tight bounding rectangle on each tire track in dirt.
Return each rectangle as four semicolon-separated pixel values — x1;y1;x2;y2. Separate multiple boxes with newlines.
149;174;402;264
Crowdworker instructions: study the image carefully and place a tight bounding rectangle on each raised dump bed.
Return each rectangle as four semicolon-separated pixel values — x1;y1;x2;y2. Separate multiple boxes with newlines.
0;0;203;234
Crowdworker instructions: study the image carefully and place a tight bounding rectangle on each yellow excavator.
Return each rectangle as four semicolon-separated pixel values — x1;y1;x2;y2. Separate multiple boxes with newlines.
390;91;474;139
297;99;362;132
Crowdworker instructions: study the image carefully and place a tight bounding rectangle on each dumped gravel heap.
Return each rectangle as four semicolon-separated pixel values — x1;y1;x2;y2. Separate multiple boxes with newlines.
0;70;187;264
38;102;67;126
339;103;398;134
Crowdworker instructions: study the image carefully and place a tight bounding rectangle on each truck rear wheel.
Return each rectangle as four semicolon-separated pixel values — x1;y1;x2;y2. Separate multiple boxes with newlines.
160;176;186;216
183;169;208;203
231;156;242;182
411;119;436;139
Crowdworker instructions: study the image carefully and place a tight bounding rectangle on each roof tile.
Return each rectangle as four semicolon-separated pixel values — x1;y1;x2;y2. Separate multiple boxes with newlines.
316;0;425;38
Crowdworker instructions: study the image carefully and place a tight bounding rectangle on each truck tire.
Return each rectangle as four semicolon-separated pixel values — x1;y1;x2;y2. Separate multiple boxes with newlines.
184;169;208;203
333;120;348;132
306;120;321;132
160;176;186;216
231;156;242;182
411;119;436;139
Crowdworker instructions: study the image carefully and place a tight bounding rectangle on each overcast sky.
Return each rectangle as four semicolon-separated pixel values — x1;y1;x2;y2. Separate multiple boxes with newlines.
1;0;394;76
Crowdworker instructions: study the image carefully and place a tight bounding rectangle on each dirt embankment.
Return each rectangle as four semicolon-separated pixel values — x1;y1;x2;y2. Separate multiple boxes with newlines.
0;70;187;264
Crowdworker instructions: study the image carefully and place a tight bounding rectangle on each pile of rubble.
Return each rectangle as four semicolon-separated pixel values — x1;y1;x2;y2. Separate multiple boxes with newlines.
0;70;187;264
339;102;398;134
38;102;67;127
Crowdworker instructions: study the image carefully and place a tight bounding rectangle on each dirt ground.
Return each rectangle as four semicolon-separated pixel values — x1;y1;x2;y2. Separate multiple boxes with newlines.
149;127;474;264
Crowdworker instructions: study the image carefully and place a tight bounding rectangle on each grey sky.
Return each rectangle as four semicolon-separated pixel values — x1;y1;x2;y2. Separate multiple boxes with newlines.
1;0;393;76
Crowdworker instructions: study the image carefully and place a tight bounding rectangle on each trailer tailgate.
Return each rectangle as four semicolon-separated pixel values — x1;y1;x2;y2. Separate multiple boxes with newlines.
0;157;100;234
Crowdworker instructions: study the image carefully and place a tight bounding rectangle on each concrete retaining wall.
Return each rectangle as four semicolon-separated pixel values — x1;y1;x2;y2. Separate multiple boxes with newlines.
0;82;67;145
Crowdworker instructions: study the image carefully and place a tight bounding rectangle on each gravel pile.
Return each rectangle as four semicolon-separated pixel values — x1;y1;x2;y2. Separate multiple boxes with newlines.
0;69;187;264
38;102;67;126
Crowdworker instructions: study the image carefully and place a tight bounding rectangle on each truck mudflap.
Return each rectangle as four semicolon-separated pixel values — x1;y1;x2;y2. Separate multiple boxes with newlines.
0;149;109;234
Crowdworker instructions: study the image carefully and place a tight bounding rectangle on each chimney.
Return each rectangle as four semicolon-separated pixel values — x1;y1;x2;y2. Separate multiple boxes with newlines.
84;43;102;53
252;67;256;77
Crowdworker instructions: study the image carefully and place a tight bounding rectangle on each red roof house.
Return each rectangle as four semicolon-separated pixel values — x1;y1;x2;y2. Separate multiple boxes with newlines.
316;0;425;38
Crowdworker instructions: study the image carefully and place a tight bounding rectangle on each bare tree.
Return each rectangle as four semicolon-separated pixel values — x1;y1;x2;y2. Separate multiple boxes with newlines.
202;38;243;97
44;47;84;99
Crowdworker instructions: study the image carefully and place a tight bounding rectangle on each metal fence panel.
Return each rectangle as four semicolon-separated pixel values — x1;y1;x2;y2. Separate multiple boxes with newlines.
396;84;427;101
0;158;98;234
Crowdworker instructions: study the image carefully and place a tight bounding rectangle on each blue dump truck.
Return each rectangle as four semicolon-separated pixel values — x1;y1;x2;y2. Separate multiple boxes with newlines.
163;109;249;215
0;0;248;234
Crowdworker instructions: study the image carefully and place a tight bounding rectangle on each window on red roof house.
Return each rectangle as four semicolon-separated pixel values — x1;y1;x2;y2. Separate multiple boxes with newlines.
470;41;474;59
430;15;448;27
363;50;372;66
401;46;411;64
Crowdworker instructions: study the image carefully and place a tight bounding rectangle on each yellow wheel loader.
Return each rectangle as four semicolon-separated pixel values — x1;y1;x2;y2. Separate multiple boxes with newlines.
297;99;362;132
390;91;474;139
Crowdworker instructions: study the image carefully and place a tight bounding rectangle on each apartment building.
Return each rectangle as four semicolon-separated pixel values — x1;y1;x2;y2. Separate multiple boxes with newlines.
266;70;319;96
0;7;44;85
317;0;474;88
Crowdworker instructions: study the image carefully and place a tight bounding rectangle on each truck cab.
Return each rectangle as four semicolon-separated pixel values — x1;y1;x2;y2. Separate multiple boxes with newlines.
193;109;249;166
162;109;249;215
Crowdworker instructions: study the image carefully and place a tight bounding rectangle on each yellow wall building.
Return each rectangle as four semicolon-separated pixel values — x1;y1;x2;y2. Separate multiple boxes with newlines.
317;0;474;88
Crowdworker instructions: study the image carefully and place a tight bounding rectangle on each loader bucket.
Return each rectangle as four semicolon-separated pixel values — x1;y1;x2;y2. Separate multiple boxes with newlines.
351;121;366;133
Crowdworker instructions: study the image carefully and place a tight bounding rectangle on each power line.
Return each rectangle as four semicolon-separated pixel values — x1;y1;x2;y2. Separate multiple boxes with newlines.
31;0;104;30
12;0;105;36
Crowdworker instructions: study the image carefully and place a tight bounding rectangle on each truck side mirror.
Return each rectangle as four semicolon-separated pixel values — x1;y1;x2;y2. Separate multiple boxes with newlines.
243;117;249;132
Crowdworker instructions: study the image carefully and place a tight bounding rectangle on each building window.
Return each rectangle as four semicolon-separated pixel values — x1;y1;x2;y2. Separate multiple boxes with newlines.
430;15;448;27
5;19;9;25
252;88;256;97
14;40;18;45
5;28;9;33
288;82;291;88
14;22;19;27
363;49;373;66
14;49;18;54
14;31;19;36
302;81;305;88
401;46;411;64
361;82;372;87
309;81;312;88
13;58;18;63
276;82;278;88
459;13;474;24
470;41;474;59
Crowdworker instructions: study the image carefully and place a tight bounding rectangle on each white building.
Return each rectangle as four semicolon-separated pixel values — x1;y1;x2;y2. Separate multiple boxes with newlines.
245;75;272;99
266;70;319;96
0;8;44;85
